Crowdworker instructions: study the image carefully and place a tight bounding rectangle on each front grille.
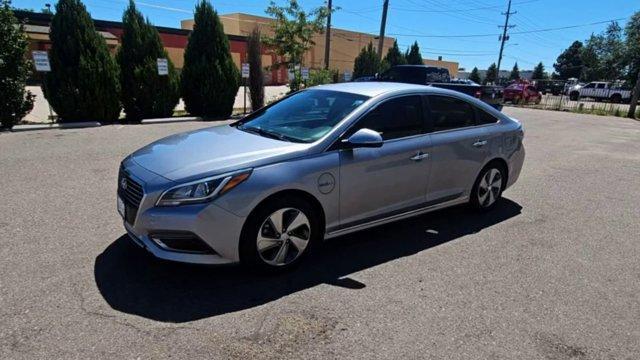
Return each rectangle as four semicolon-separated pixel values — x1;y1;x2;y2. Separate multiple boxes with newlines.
119;172;143;206
118;169;144;224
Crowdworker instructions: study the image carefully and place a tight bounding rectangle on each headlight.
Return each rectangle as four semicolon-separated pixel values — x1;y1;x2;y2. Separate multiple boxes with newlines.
156;170;252;206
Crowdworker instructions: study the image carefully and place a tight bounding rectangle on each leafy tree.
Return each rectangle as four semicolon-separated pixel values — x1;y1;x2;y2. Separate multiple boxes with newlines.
264;0;329;92
468;67;482;83
247;27;264;111
118;1;179;121
484;63;498;84
509;62;520;80
580;23;625;82
531;62;547;80
405;41;423;65
44;0;120;123
554;40;583;79
353;42;380;79
601;21;625;80
625;11;640;118
382;40;406;70
0;0;35;129
580;34;603;82
181;0;239;118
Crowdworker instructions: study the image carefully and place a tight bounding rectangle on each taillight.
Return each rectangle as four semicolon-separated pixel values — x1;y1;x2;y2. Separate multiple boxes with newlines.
474;90;482;98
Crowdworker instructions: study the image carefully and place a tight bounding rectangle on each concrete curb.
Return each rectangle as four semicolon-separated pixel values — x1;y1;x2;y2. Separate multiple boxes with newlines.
141;116;202;124
12;122;101;132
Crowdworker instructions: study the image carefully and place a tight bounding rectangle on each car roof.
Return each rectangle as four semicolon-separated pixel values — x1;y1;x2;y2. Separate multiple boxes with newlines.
311;81;438;97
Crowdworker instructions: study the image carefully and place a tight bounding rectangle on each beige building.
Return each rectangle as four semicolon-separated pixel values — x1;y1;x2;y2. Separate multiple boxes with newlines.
182;13;458;77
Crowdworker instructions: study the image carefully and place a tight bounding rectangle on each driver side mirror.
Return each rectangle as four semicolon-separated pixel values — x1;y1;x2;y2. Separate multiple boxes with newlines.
341;128;383;149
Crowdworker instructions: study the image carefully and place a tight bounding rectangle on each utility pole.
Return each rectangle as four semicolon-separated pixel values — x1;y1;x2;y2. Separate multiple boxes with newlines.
377;0;389;60
496;0;516;83
324;0;332;69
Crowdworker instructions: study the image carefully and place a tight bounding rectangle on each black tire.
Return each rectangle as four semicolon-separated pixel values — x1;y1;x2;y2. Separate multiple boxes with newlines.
239;196;322;272
610;94;622;103
470;163;506;211
569;92;579;101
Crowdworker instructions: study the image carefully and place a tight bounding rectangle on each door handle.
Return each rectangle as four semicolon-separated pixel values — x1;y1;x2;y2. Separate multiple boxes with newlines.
410;152;429;161
473;140;487;147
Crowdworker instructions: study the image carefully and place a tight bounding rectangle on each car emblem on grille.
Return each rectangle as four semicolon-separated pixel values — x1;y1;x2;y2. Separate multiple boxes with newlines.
120;178;128;190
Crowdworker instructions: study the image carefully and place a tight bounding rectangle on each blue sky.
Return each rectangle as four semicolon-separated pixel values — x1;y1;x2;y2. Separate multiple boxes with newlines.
14;0;640;72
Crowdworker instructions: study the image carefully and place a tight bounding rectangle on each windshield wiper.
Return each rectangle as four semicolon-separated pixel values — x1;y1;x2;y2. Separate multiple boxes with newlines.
239;126;302;143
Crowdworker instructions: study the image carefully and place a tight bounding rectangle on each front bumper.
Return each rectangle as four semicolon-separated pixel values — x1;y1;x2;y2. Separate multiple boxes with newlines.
119;159;247;265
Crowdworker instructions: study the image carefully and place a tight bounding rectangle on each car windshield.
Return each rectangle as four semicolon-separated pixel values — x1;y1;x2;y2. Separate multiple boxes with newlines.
235;90;369;143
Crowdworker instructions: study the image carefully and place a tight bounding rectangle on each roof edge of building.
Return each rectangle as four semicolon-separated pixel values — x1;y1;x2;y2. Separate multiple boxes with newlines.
13;10;247;41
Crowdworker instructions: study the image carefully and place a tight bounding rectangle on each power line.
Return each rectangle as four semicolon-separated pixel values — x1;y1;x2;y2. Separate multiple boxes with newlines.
390;0;540;13
387;17;628;38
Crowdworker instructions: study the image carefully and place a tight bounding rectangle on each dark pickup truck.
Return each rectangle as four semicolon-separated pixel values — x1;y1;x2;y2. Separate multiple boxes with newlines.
375;65;504;110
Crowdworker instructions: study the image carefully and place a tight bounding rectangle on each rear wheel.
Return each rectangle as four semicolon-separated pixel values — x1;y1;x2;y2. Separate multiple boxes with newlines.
470;165;505;211
610;94;622;103
239;196;321;271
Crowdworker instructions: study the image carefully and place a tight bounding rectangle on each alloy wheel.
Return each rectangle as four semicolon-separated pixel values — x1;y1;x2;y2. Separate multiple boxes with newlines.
477;168;502;208
256;207;311;266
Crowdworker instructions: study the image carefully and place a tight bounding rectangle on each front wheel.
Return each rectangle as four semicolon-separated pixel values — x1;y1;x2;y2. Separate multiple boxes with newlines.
239;196;321;271
470;165;505;211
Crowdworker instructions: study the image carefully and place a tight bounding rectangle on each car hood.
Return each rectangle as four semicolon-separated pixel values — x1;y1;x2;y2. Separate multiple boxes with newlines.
129;124;309;181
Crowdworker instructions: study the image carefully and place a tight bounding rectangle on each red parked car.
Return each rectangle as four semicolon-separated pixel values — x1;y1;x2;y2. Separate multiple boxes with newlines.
503;82;542;104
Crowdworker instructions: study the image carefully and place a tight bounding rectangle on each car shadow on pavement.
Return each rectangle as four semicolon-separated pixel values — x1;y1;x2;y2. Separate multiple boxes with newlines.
94;199;522;323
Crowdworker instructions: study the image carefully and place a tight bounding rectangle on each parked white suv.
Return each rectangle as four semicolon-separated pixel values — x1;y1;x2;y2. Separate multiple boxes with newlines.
569;81;631;103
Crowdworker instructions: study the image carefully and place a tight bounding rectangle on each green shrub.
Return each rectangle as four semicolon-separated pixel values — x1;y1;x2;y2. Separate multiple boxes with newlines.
117;1;179;121
44;0;120;123
306;68;334;87
181;0;239;118
0;0;34;129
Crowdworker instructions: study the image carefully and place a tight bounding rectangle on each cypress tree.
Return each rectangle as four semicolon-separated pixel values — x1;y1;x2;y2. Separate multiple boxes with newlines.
531;62;546;80
509;62;520;80
468;67;482;84
353;42;380;79
246;27;264;111
383;40;407;68
181;0;239;118
485;63;498;84
118;1;179;121
405;41;423;65
44;0;120;123
0;0;34;129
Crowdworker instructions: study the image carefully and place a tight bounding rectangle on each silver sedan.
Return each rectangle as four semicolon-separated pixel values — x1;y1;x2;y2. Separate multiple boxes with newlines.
118;82;525;270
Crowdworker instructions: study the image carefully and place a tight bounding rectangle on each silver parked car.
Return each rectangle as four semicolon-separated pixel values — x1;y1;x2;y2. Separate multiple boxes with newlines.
118;82;524;270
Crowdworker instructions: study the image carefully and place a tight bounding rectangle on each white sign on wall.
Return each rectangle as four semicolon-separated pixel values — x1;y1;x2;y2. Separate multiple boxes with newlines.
343;71;352;82
32;51;51;72
301;67;309;80
241;63;250;78
157;58;168;75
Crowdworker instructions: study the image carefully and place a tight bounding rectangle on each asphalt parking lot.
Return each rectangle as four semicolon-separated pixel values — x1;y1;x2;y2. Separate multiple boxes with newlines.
1;108;639;359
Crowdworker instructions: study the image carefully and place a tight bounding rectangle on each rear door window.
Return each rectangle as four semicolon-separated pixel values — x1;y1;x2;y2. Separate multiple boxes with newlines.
426;96;476;131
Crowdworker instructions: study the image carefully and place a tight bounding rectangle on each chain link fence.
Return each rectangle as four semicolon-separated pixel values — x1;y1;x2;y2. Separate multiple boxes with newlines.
504;80;638;117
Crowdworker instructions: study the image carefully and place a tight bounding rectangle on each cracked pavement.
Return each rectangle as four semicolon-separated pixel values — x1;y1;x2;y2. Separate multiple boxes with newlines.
1;108;639;359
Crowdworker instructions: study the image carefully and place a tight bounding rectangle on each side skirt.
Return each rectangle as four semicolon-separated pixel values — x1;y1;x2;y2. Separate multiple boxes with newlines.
325;194;467;239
